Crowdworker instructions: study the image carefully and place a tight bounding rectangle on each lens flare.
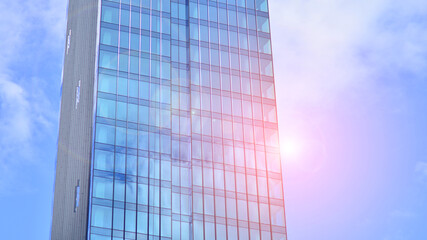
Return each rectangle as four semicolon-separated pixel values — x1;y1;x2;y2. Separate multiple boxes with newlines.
281;137;303;160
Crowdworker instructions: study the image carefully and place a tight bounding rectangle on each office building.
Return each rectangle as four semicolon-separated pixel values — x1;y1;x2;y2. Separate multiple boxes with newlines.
51;0;286;239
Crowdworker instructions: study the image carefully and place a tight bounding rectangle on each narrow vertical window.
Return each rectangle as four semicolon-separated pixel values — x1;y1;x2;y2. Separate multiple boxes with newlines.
74;180;80;212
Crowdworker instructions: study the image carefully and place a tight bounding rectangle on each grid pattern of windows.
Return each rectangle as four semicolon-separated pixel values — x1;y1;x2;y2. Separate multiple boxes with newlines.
90;0;286;239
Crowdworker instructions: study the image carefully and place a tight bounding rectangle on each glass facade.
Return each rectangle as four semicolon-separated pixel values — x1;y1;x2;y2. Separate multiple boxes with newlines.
90;0;286;239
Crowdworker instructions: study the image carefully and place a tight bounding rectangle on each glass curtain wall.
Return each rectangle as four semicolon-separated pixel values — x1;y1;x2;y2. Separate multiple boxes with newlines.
90;0;286;239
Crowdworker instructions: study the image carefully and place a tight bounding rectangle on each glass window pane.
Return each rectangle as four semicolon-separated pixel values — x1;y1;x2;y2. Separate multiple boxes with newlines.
152;15;160;32
257;16;270;33
265;128;279;147
179;3;186;19
203;167;213;188
267;152;281;173
258;176;268;197
209;6;218;22
252;79;261;96
120;31;129;49
152;37;160;54
256;0;268;12
91;205;112;228
138;157;149;177
238;12;247;28
271;206;286;226
251;229;261;240
138;183;148;205
261;59;273;76
113;208;124;230
228;226;238;240
93;177;113;199
161;39;170;57
99;50;117;70
98;74;116;94
130;33;139;51
250;57;259;74
247;175;257;195
259;203;270;224
204;194;214;215
236;173;246;193
193;192;203;213
95;123;115;145
193;165;202;185
138;130;149;150
228;0;236;6
228;9;237;26
241;55;250;72
161;188;171;208
161;215;171;237
114;180;125;201
131;10;140;28
219;8;227;25
248;14;256;30
141;13;150;30
152;0;160;11
262;81;275;99
237;0;246;7
114;153;125;174
199;4;208;20
126;155;137;175
97;98;115;119
189;2;198;18
219;29;228;46
262;231;272;240
115;127;126;146
229;31;238;48
100;27;118;46
249;201;259;223
119;53;128;72
94;149;114;171
190;23;199;40
217;224;227;239
226;197;237;219
239;227;249;239
225;171;235;191
263;104;277;122
181;194;191;214
259;37;271;54
125;210;136;232
101;6;119;24
137;212;148;234
194;220;204;239
269;178;283;199
161;0;170;12
131;0;140;7
120;8;129;26
247;0;255;9
239;33;248;50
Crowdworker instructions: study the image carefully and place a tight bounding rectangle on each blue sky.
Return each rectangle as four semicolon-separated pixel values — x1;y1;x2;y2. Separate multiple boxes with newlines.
0;0;426;239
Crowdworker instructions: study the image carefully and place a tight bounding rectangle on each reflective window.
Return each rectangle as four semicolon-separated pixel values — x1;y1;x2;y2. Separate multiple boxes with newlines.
101;6;119;24
100;27;118;46
91;205;112;228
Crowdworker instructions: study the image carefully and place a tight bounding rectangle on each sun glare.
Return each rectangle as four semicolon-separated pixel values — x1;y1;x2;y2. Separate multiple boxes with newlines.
281;138;303;160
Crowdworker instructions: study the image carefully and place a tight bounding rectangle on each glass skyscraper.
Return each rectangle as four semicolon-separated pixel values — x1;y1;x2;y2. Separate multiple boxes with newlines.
51;0;286;239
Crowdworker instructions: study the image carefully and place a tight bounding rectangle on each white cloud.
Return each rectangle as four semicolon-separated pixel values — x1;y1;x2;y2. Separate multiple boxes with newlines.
0;77;31;143
0;0;66;193
269;0;427;110
269;0;427;170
